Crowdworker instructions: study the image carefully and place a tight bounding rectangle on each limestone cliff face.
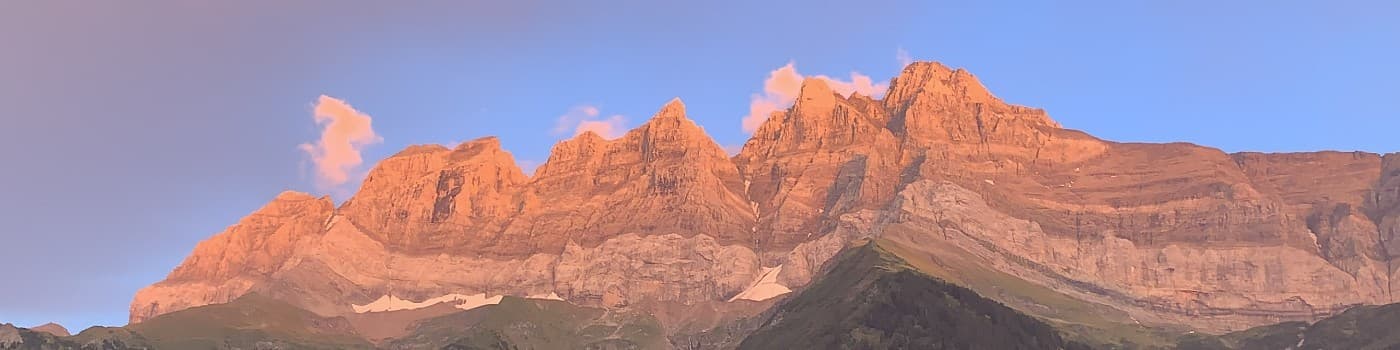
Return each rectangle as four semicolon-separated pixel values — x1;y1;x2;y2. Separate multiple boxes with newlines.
132;98;766;324
131;191;334;323
883;180;1381;333
337;137;527;254
885;62;1106;166
133;61;1399;333
505;99;756;255
736;78;903;259
1369;154;1400;263
1233;152;1388;276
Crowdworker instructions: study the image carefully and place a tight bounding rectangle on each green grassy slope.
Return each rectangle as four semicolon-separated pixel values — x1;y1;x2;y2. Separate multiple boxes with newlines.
4;294;370;349
1178;302;1400;350
881;227;1189;348
124;293;373;349
738;240;1097;350
387;296;667;350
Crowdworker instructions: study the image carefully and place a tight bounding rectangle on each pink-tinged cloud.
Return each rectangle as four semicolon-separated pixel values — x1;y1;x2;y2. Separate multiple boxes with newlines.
741;63;802;133
299;95;382;191
551;105;601;135
741;62;889;133
575;114;627;139
554;105;627;140
814;72;886;98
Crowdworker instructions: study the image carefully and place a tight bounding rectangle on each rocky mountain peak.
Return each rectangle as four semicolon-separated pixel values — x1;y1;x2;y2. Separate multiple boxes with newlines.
533;98;735;184
454;136;501;152
272;190;323;203
631;98;725;159
503;97;754;257
29;323;69;337
534;131;606;179
885;62;997;113
390;143;451;158
132;187;339;322
741;75;893;158
165;190;335;281
336;134;528;253
879;61;1095;164
653;97;688;121
794;77;838;114
448;136;517;166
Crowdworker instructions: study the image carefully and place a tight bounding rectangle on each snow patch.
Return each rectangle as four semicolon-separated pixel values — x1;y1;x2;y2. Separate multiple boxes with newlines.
528;292;565;301
352;293;503;313
728;265;792;302
352;291;569;313
323;215;342;230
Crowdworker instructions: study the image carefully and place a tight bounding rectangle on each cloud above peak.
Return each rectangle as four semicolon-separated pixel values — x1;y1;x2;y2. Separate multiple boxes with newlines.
551;105;600;134
575;114;627;139
299;95;382;193
554;105;627;140
740;62;889;133
897;47;914;67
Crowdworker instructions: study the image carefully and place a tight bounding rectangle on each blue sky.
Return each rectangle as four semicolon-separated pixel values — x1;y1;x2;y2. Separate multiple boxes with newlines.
0;1;1396;330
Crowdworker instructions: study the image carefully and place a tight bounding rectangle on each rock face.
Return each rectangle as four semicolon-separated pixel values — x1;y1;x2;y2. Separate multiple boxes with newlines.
133;61;1400;333
131;191;334;323
506;98;756;254
132;99;765;324
337;137;527;254
736;78;902;259
27;323;68;337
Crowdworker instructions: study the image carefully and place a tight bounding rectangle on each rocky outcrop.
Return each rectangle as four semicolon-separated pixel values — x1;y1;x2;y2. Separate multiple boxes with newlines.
736;78;903;261
554;233;758;307
505;98;757;254
885;62;1107;166
886;180;1383;332
133;61;1398;334
1369;154;1400;262
27;323;67;337
131;191;334;323
338;137;527;255
1234;152;1388;277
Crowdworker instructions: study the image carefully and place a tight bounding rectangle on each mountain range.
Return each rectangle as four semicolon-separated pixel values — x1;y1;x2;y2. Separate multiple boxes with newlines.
5;61;1399;349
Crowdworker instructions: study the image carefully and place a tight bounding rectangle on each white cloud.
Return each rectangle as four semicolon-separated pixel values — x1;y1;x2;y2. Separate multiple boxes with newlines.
814;72;886;97
554;105;627;140
552;105;600;135
741;62;804;133
299;95;382;192
575;114;627;139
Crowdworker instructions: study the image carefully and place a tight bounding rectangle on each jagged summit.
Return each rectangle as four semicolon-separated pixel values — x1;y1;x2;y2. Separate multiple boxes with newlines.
654;97;688;120
795;77;837;113
28;323;69;337
633;98;717;147
448;135;513;162
885;61;1015;121
390;143;451;158
273;190;319;202
453;136;500;150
